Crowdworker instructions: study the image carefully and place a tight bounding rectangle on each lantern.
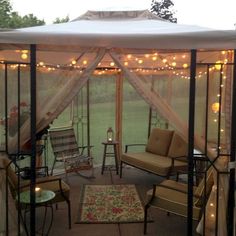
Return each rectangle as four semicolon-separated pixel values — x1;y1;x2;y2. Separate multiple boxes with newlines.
211;102;220;113
107;127;114;142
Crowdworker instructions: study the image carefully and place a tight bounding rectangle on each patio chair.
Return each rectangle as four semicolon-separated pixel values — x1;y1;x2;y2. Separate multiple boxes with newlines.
143;166;214;234
0;155;72;229
49;126;94;179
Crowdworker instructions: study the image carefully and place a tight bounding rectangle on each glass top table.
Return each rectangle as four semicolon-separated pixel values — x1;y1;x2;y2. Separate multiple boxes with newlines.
17;189;55;235
17;190;55;204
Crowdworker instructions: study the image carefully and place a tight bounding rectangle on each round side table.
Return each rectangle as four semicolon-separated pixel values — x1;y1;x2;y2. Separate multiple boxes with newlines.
18;189;55;235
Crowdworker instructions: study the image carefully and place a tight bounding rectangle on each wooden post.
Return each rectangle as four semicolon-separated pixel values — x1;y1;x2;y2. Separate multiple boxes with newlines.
115;72;123;161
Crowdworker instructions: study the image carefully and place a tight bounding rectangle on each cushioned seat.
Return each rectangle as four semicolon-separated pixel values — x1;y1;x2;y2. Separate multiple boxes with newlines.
144;167;214;234
122;152;188;177
146;180;200;220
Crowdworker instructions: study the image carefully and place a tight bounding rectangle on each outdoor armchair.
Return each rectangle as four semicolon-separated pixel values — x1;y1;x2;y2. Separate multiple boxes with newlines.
1;155;72;229
143;166;214;234
120;128;188;178
49;126;94;179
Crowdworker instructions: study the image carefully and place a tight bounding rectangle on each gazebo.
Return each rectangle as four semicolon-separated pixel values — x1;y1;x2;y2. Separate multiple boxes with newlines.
0;10;235;235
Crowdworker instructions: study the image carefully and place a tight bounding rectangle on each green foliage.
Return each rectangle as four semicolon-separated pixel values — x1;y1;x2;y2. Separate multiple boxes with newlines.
151;0;177;23
8;12;45;28
0;0;45;29
53;15;70;24
0;0;12;28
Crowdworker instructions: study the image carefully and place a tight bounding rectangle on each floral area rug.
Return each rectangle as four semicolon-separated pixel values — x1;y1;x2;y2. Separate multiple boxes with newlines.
76;184;145;223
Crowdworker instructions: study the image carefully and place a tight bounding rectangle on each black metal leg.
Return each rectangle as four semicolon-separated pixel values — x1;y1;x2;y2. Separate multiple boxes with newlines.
23;204;54;236
113;144;119;175
119;161;123;178
101;145;107;175
68;200;71;229
23;207;30;236
41;204;54;236
41;205;48;235
144;204;150;235
50;158;57;176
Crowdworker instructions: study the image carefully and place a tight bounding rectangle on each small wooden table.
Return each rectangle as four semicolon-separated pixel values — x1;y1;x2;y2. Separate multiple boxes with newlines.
101;141;119;175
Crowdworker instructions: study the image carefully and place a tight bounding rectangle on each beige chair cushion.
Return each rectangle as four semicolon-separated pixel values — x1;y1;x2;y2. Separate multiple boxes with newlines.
146;180;200;220
168;132;188;158
194;167;214;207
121;152;187;177
146;128;174;156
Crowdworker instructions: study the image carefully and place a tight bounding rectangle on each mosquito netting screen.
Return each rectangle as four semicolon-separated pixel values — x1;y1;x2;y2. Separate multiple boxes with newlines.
0;46;234;235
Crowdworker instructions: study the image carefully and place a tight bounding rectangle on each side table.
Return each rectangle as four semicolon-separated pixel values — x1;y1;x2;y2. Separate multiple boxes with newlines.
18;189;55;235
101;141;119;175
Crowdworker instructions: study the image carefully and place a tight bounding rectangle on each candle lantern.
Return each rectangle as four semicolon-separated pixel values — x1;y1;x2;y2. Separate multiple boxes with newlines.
107;127;114;142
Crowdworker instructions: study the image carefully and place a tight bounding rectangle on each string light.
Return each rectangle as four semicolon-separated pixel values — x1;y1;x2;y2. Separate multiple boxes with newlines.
215;60;222;70
21;53;28;60
171;62;176;67
162;58;167;63
71;60;77;65
211;102;220;113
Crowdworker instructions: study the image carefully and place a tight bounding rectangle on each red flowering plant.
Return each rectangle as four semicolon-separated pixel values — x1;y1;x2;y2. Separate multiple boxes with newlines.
0;102;30;137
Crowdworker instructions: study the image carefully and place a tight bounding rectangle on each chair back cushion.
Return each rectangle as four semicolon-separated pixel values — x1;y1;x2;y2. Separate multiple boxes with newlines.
146;128;174;156
0;155;18;195
194;167;214;207
168;132;188;158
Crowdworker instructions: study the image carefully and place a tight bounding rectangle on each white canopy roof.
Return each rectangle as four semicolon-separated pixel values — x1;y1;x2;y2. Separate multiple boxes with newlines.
0;10;236;50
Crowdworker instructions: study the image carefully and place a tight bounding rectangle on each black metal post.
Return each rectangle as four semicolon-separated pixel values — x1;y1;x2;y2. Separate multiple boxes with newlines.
86;80;90;156
148;107;152;138
204;65;210;155
17;66;21;152
228;50;236;236
30;44;37;236
187;49;197;236
4;64;8;153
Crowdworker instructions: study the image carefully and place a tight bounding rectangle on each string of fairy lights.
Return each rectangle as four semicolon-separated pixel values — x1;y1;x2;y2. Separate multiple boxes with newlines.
0;49;231;143
0;49;232;78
